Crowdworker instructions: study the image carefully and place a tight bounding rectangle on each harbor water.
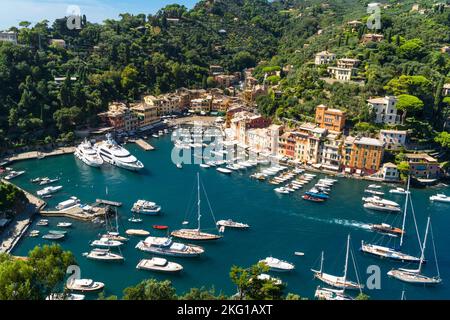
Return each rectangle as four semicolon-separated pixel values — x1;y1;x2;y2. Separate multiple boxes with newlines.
10;134;450;300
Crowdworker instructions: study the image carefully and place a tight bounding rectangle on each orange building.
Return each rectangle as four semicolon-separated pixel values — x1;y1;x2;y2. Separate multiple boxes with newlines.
315;105;346;132
342;136;385;174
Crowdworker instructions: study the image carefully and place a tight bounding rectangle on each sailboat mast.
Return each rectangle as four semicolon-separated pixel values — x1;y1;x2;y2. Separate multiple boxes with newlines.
320;251;324;274
399;176;410;247
418;217;431;274
197;172;201;231
343;235;350;285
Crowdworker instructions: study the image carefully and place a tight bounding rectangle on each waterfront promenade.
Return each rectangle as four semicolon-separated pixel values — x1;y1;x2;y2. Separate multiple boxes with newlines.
5;147;76;163
0;180;46;254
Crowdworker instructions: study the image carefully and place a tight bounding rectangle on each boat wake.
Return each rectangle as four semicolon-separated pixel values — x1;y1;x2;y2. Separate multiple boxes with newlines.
292;213;371;231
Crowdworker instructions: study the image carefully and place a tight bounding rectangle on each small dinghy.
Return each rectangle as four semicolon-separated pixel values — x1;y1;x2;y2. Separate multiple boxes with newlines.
153;225;169;230
128;217;143;223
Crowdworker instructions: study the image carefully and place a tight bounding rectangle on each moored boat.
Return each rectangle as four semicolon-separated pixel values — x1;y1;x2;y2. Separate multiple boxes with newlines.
216;219;249;229
4;170;25;180
66;279;105;292
75;138;103;168
126;229;150;236
135;236;204;257
136;257;183;273
132;200;162;215
363;202;401;213
90;237;123;248
429;194;450;203
42;233;65;240
37;185;63;197
217;167;232;174
84;248;124;262
57;222;72;228
259;257;295;272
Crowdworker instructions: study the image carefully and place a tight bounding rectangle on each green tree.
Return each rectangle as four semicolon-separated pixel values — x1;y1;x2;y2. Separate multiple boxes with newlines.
396;94;424;119
123;279;177;300
435;131;450;149
230;262;285;300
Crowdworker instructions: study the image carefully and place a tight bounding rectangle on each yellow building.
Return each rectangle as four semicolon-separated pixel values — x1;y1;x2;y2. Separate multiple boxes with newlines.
131;99;159;128
343;136;385;174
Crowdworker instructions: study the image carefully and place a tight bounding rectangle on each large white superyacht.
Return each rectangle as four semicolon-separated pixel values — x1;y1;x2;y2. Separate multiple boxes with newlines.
96;134;144;171
74;138;104;167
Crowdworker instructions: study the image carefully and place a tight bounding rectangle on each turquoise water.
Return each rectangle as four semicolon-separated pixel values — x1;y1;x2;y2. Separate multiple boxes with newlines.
9;135;450;300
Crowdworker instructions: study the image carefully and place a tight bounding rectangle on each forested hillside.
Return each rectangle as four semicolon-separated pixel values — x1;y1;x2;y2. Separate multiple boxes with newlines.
0;0;449;153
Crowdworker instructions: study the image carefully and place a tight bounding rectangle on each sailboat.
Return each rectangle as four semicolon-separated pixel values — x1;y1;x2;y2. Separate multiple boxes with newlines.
103;209;128;242
171;173;222;241
361;177;422;263
387;216;442;285
312;235;364;291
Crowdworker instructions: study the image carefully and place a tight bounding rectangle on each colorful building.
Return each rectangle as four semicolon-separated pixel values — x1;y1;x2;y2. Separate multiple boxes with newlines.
315;105;346;132
342;136;385;174
405;153;441;178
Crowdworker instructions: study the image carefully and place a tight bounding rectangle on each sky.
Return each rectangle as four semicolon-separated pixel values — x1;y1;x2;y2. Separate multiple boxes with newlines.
0;0;199;29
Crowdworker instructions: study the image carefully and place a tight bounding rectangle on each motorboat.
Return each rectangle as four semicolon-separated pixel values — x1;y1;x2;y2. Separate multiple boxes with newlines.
42;233;65;240
102;231;128;242
128;217;143;223
200;163;210;169
132;200;162;215
217;167;232;174
362;196;400;207
36;219;49;226
389;187;408;195
4;170;25;180
46;293;85;300
97;134;144;171
39;177;60;186
75;139;103;167
363;202;401;213
153;225;169;230
314;287;353;300
429;194;450;203
29;230;40;237
136;258;183;273
57;222;72;228
49;230;67;235
90;237;123;248
256;274;283;285
37;186;63;197
370;223;404;237
259;257;295;272
274;187;290;194
364;189;384;196
302;195;326;202
368;184;382;189
216;219;249;229
126;229;150;236
66;279;105;292
135;236;204;257
84;248;124;262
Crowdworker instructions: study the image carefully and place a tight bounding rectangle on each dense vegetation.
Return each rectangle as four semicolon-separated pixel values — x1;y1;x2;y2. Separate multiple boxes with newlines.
0;245;75;300
0;182;27;215
0;0;449;157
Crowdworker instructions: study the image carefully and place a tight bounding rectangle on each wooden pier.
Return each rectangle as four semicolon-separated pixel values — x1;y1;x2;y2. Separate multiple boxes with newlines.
41;205;107;221
134;139;155;151
96;199;123;207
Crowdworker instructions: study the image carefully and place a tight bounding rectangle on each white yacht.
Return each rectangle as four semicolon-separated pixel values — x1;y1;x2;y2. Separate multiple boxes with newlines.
259;257;295;272
136;258;183;273
90;237;123;248
131;200;162;215
97;134;144;171
389;187;408;195
36;185;63;197
135;236;204;257
362;196;400;207
74;139;103;167
429;194;450;203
